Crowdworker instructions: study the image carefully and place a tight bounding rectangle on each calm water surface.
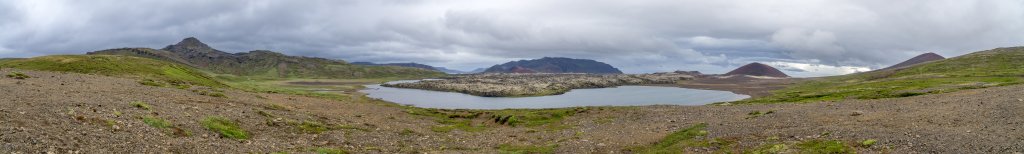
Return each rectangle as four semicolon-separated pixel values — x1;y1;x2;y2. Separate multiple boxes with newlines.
359;80;749;109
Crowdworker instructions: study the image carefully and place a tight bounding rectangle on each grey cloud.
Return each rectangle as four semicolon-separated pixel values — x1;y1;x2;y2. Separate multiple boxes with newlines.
1;0;1023;75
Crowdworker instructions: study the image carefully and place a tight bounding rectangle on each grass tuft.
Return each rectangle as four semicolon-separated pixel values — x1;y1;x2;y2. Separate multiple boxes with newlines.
861;139;877;147
201;116;249;140
138;79;166;87
130;101;151;110
297;120;330;134
142;115;171;129
6;72;30;79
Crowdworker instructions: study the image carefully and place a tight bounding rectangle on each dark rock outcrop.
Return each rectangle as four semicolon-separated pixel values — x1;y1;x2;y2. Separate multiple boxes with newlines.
483;57;623;74
725;62;789;77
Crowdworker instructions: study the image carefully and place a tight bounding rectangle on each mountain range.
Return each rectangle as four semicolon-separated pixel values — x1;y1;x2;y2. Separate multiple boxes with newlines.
88;37;444;78
352;62;469;74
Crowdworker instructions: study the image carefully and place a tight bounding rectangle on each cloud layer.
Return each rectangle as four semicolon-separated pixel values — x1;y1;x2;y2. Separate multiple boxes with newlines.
1;0;1023;76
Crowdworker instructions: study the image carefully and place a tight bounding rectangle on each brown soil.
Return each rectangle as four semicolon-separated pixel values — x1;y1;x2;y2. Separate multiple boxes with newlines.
1;69;1022;153
675;76;804;97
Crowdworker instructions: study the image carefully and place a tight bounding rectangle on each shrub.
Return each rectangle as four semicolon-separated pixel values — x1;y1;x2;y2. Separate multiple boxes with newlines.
201;116;249;140
130;102;151;110
861;139;877;147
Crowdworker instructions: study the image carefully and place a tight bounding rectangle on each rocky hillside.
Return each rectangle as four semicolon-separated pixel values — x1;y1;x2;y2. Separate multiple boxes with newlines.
880;52;946;70
725;62;789;77
483;57;623;74
88;37;444;79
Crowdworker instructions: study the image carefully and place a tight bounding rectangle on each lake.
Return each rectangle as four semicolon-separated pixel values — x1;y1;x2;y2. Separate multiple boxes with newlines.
359;80;750;109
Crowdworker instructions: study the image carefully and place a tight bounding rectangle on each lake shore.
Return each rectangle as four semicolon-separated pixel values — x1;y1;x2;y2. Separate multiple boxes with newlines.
381;73;695;97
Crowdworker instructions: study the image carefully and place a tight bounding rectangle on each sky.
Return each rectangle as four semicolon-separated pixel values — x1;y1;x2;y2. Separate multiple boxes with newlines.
1;0;1023;77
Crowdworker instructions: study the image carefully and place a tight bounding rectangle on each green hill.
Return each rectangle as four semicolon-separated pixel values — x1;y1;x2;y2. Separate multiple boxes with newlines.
739;47;1024;104
0;55;227;88
88;37;445;79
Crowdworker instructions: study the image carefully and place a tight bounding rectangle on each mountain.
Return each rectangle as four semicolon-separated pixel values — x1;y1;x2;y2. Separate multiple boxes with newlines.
483;57;623;74
354;62;434;70
88;37;444;78
432;67;467;74
468;68;487;73
352;62;469;74
880;52;946;70
724;62;789;77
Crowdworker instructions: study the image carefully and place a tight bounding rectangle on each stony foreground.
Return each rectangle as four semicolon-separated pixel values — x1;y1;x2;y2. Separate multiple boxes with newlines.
1;69;1022;153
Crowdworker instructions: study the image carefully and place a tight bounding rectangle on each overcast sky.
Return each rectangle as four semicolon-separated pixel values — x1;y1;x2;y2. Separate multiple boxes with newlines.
1;0;1023;76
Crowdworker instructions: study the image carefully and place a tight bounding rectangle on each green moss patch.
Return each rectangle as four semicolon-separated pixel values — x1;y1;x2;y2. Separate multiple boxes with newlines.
201;116;249;140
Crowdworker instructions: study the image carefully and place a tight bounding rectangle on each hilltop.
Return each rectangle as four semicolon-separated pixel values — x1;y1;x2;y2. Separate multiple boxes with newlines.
880;52;946;70
483;57;623;74
89;37;444;79
724;62;789;77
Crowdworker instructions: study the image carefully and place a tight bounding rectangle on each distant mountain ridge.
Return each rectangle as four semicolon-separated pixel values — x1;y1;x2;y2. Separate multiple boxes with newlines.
880;52;946;70
352;62;468;74
725;62;789;77
483;57;623;74
88;37;444;78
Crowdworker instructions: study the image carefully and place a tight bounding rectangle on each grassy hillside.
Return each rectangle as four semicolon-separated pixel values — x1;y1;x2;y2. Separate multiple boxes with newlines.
90;48;446;79
0;55;226;87
739;47;1024;104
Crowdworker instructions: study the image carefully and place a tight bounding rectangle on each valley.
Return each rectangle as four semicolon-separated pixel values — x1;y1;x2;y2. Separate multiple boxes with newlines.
2;38;1023;153
2;68;1022;153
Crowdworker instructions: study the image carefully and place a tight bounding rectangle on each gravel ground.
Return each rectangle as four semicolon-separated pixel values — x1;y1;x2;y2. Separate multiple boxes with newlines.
1;69;1022;153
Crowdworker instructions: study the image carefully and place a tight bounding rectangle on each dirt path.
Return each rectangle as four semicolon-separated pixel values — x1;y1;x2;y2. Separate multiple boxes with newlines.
1;69;1021;153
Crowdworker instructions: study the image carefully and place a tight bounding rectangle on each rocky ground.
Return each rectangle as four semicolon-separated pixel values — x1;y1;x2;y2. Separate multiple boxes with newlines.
1;69;1023;153
383;73;694;97
674;75;803;97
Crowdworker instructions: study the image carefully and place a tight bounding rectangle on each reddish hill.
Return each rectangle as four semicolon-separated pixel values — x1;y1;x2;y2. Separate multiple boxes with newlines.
725;62;789;77
881;52;945;70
